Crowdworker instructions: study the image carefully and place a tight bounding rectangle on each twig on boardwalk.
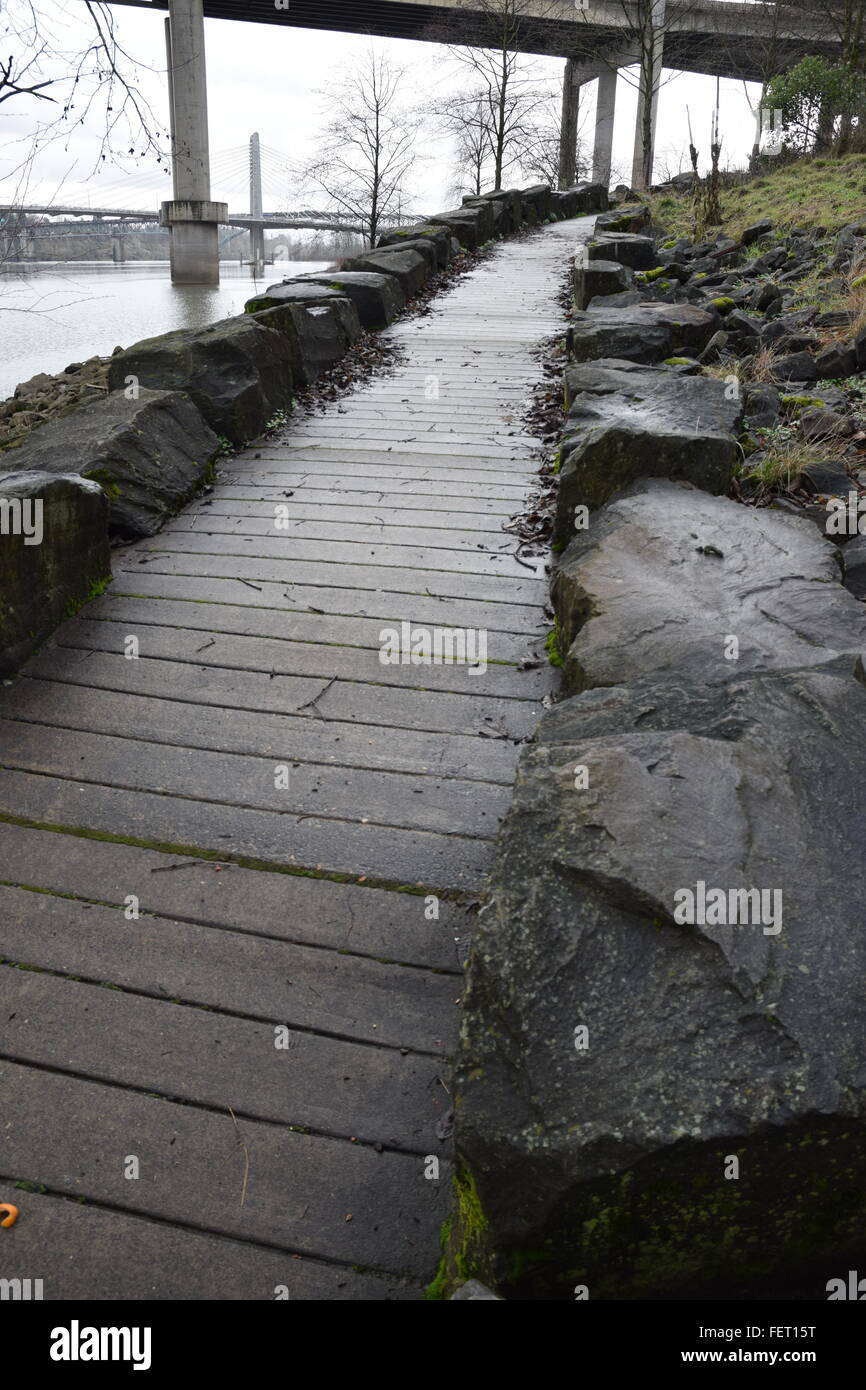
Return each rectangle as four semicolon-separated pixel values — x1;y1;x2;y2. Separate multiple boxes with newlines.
295;674;338;718
228;1106;250;1208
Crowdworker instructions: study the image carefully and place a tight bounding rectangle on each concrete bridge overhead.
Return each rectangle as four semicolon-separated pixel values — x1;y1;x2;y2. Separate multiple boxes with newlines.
100;0;837;282
109;1;837;80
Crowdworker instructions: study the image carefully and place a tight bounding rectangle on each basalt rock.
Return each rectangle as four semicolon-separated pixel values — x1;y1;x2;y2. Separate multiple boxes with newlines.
587;233;657;271
454;655;866;1299
572;256;633;310
107;314;304;444
345;245;431;296
566;303;718;367
554;363;741;539
552;479;866;691
0;471;111;677
2;389;219;539
295;270;405;328
595;205;652;236
376;224;454;267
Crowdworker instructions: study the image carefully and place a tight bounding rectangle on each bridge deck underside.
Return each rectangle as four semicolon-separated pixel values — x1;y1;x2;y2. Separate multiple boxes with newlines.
107;0;839;82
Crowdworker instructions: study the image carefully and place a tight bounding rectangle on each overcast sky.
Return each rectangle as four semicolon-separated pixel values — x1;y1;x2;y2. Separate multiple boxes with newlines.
0;1;763;215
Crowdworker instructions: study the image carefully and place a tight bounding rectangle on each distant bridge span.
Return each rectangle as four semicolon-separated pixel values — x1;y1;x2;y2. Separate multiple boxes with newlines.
0;207;421;237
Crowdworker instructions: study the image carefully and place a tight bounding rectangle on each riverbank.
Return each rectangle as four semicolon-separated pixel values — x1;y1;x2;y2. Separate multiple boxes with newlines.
0;259;331;400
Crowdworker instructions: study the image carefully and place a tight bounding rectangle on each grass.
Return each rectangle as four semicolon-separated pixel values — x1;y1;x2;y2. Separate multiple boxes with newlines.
746;425;847;491
703;346;782;385
650;154;866;242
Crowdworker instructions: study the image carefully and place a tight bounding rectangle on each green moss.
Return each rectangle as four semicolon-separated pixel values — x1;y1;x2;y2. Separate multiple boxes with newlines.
545;622;565;668
643;266;668;282
84;468;121;501
711;296;736;313
780;393;826;414
64;574;110;622
664;357;693;366
0;810;444;898
425;1216;452;1300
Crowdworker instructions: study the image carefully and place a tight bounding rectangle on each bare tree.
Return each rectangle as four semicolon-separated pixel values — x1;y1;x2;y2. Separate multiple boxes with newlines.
0;1;166;173
302;47;422;247
425;0;562;190
517;91;588;188
432;88;495;198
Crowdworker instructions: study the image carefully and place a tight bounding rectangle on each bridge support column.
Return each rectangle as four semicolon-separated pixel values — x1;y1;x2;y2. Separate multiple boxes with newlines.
558;59;582;189
162;0;224;285
630;0;666;190
592;68;618;188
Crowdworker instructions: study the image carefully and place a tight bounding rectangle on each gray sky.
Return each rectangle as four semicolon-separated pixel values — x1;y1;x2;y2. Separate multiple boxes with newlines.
0;2;763;214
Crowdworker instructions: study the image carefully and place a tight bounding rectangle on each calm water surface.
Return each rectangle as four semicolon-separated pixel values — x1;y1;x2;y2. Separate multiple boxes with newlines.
0;260;331;400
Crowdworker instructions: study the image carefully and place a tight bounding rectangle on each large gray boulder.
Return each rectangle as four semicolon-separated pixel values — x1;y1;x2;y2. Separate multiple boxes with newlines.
1;389;219;539
453;656;866;1298
251;300;361;386
553;479;866;690
567;303;718;365
572;256;633;310
244;283;362;381
421;208;486;250
294;271;405;328
344;244;430;296
458;197;497;240
245;282;348;310
107;315;299;445
0;471;110;677
587;232;657;270
595;204;652;235
475;189;523;234
376;224;453;267
519;184;553;223
571;182;609;214
554;361;740;533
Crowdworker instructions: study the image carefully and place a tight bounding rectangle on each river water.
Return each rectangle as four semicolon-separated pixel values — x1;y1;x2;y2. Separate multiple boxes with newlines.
0;260;331;401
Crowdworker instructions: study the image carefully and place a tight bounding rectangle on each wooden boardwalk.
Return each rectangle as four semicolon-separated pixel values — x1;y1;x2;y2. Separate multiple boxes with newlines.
0;218;591;1299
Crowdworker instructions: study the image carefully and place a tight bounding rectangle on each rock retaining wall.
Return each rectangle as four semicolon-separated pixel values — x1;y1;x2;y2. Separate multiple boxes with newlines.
449;202;866;1300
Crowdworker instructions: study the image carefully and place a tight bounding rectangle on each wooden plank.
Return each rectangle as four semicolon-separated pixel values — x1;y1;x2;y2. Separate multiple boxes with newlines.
0;1060;449;1278
0;886;458;1053
165;513;520;552
56;619;553;699
25;648;544;736
84;592;541;665
0;768;495;888
112;549;546;605
0;718;514;838
0;968;452;1146
0;676;521;785
0;822;469;970
138;531;546;581
0;1185;420;1299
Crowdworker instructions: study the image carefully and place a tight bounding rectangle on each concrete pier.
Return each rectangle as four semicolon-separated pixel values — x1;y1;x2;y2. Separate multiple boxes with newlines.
162;0;224;285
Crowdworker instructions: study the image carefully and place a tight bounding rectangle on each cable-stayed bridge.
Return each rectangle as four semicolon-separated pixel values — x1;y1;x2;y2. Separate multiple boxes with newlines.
1;139;423;262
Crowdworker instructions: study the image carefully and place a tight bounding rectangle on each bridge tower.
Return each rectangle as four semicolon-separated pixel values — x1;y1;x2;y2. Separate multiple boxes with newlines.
249;133;266;274
161;0;227;286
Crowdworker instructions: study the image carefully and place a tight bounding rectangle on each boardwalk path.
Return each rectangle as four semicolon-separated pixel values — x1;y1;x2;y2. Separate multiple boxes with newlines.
0;218;591;1299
